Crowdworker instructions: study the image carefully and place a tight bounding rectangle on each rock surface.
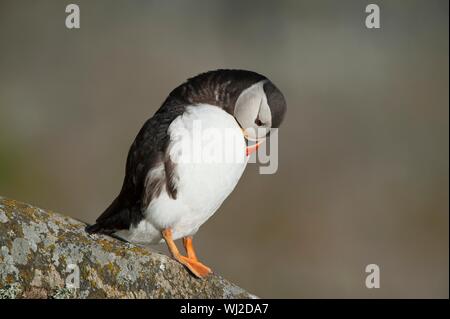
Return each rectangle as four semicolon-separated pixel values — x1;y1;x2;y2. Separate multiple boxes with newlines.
0;197;254;299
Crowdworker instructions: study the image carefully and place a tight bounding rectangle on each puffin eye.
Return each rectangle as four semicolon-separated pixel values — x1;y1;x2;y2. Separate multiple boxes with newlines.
254;118;263;126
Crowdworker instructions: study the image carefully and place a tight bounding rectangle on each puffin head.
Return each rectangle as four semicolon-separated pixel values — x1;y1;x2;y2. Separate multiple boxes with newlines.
233;79;286;144
174;69;287;146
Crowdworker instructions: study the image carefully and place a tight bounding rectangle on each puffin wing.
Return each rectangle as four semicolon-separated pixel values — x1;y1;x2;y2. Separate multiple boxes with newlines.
86;107;183;234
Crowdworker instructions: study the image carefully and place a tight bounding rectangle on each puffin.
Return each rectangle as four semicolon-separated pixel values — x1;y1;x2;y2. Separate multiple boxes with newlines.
86;69;287;277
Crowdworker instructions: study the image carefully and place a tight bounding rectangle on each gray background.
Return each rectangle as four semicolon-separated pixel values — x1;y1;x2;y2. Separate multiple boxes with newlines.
0;0;448;298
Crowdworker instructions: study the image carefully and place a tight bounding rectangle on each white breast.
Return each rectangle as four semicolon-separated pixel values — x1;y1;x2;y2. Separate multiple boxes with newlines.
115;104;248;244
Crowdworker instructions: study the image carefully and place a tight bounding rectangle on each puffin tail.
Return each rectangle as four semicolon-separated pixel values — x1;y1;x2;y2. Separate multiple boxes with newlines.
85;223;103;234
85;195;130;235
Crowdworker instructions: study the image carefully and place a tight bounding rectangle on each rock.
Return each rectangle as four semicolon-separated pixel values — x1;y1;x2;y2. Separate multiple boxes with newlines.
0;197;255;299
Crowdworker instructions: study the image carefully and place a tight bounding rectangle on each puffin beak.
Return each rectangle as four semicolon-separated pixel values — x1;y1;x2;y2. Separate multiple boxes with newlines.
242;129;265;156
246;140;264;156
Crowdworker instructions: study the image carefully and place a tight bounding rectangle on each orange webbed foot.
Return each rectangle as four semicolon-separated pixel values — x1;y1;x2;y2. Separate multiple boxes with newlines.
162;229;212;278
178;255;212;278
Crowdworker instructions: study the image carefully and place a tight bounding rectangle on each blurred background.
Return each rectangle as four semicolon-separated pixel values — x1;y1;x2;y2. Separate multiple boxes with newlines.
0;0;448;298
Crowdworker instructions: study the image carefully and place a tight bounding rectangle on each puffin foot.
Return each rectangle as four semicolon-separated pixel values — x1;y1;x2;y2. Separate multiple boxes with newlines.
162;229;212;278
177;255;212;278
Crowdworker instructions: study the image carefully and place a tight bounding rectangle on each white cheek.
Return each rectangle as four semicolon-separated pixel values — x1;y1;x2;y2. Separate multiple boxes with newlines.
235;96;259;129
259;100;272;127
234;80;268;130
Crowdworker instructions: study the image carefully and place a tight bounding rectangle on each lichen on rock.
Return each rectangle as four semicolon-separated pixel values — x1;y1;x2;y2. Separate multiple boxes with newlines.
0;197;254;299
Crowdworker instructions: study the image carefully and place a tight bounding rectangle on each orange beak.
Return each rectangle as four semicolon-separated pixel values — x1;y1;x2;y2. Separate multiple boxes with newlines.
242;128;266;157
246;140;264;156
